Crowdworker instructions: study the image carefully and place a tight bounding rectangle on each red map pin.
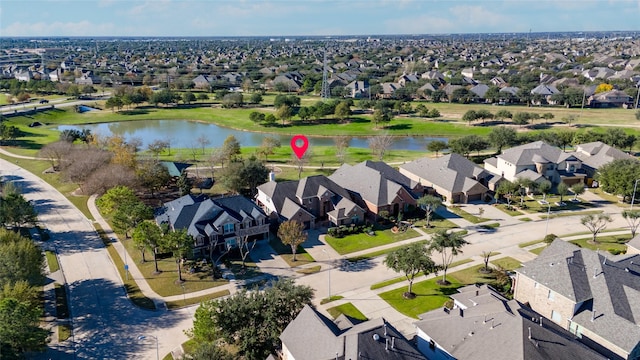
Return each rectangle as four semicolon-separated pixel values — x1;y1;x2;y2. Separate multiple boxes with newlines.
290;135;309;159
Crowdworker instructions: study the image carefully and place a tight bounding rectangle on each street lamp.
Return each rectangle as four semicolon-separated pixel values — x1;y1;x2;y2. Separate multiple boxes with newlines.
137;334;159;360
631;179;640;210
544;203;552;237
321;249;331;300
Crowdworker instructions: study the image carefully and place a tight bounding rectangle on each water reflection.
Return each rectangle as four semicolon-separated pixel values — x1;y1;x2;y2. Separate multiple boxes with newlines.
56;120;447;151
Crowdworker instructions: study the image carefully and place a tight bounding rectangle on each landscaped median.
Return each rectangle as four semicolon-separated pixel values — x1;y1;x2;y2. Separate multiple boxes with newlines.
324;226;420;255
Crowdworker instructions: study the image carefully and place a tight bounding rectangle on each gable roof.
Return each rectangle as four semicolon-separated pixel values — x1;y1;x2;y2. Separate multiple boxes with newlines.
281;305;426;360
399;154;490;194
516;240;640;354
415;285;607;360
574;141;633;170
330;161;418;207
499;141;574;166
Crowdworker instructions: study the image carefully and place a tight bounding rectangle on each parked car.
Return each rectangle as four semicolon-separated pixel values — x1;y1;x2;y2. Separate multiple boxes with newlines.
39;99;49;104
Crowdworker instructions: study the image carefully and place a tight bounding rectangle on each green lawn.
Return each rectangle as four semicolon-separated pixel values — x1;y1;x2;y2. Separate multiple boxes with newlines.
348;240;429;262
491;257;522;271
296;265;321;275
379;277;462;319
269;236;315;267
0;93;8;105
521;195;598;214
530;245;548;255
320;295;344;305
326;302;368;321
412;215;459;233
446;205;490;224
58;323;72;342
45;250;60;273
495;204;524;216
519;239;543;248
570;234;629;253
165;289;230;309
325;227;420;255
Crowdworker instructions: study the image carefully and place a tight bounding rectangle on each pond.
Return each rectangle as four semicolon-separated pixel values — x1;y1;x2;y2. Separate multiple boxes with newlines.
55;120;447;151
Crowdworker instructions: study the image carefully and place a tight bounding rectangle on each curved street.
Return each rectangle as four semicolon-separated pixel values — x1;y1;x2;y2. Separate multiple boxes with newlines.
0;149;633;358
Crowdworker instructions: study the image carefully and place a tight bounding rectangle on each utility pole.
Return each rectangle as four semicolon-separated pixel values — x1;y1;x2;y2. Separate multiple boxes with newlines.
321;48;330;100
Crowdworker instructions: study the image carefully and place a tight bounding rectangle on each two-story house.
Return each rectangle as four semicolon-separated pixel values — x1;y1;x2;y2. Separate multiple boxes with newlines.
514;240;640;360
414;284;607;360
280;304;426;360
329;161;421;219
255;175;365;229
484;141;587;185
155;194;269;257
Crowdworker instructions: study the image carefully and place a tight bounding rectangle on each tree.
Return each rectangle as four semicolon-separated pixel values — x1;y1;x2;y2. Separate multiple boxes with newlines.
177;170;192;196
132;221;163;264
197;135;211;155
622;210;640;237
220;157;269;195
112;200;153;238
147;139;169;159
0;191;37;229
448;135;488;158
186;342;235;360
182;91;196;104
481;251;493;272
488;126;517;153
427;140;447;157
334;101;351;121
96;185;138;215
334;136;351;164
136;160;171;197
249;92;263;104
368;133;394;161
222;93;243;108
495;109;512;123
515;177;534;206
538;179;552;201
163;228;192;282
197;93;209;102
557;182;569;203
571;183;585;201
541;112;555;123
595;83;614;94
384;243;437;298
496;181;518;207
512;112;531;126
0;229;44;286
417;195;442;228
462;110;478;125
581;213;612;243
38;140;73;170
428;230;468;285
277;220;307;261
0;297;49;357
372;108;391;128
190;279;312;360
257;136;281;162
595;159;640;202
221;135;241;165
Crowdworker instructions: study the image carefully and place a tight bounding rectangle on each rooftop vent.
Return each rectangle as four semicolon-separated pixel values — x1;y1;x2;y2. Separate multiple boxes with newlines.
373;333;380;342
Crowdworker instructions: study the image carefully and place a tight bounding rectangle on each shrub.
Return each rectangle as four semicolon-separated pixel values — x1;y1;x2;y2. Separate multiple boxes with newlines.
543;233;557;244
608;248;625;255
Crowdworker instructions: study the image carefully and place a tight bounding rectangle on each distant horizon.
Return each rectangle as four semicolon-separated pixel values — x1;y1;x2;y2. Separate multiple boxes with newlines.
2;0;640;38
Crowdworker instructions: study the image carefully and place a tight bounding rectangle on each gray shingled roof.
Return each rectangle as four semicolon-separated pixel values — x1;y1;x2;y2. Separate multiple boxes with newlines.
516;240;640;354
330;161;417;207
281;305;426;360
415;285;607;360
499;141;575;166
574;141;633;170
400;154;489;194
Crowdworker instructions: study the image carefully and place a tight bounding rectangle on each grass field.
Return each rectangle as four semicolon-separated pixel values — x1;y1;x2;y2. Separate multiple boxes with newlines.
268;235;315;267
490;257;522;271
570;234;630;253
326;302;368;321
45;250;60;273
325;227;420;255
446;205;490;224
165;289;230;309
378;277;462;319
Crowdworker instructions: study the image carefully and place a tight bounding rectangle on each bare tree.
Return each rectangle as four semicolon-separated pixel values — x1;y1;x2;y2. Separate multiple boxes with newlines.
237;235;257;268
197;135;211;155
83;163;138;196
334;136;351;164
39;141;73;170
60;146;112;193
368;133;394;161
147;139;169;159
291;150;312;180
188;142;200;162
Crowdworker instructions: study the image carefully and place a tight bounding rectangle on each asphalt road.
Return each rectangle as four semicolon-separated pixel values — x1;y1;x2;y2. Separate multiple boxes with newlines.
0;158;192;360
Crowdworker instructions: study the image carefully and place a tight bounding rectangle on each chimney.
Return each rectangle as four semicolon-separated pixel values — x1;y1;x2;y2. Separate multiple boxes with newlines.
384;324;387;336
591;310;596;322
392;337;395;350
528;327;532;340
459;308;464;317
385;338;389;351
539;317;543;326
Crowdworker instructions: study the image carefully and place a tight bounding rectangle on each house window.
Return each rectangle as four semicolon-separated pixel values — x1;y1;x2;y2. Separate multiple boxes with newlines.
224;223;234;234
551;310;562;323
547;290;555;301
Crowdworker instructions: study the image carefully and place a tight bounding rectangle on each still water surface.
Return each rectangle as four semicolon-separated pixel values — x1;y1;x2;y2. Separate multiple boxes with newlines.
56;120;447;150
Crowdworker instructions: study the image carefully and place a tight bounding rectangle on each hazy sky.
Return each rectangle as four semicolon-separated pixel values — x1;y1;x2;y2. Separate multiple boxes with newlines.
1;0;639;37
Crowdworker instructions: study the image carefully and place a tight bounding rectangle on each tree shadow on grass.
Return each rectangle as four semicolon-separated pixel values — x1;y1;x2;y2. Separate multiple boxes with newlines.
383;123;412;131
